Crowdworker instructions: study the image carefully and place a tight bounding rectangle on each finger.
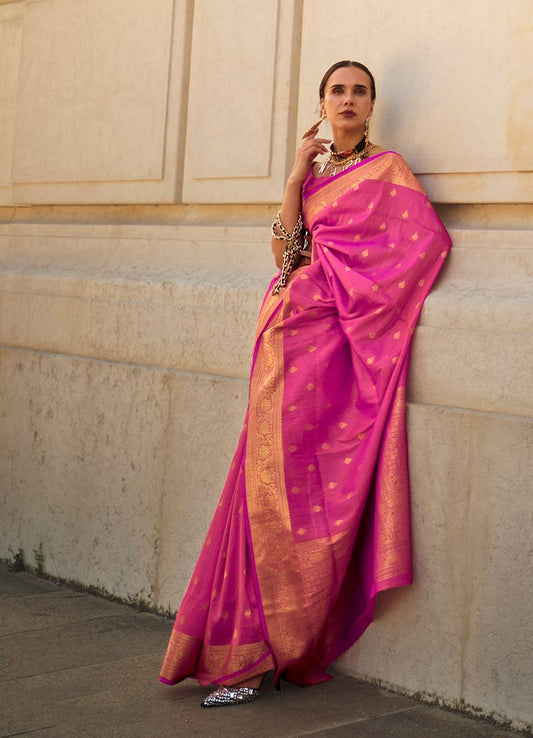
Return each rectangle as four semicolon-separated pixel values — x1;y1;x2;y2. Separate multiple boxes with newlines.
300;138;331;153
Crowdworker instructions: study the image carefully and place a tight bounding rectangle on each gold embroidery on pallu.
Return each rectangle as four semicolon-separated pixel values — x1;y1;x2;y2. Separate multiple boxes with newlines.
160;629;274;685
305;153;425;226
159;629;201;682
373;385;411;586
246;299;312;667
199;641;275;683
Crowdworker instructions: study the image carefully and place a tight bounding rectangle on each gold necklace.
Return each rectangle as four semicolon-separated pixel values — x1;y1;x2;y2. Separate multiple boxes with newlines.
317;137;375;177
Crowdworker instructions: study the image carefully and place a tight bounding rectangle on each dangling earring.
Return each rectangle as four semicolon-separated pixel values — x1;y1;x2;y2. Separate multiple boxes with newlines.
302;112;327;140
364;117;371;139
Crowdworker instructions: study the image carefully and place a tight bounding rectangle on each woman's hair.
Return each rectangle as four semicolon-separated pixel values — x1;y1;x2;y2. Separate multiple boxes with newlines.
319;60;376;101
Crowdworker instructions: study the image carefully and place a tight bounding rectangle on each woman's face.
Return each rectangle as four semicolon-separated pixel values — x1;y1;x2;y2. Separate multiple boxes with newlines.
321;66;374;136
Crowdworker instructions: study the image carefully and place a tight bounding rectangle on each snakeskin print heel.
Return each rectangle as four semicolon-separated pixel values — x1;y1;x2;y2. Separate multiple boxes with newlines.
201;686;260;708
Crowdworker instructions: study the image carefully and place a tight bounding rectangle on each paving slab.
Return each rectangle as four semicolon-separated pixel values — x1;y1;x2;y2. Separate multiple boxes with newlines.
0;564;525;738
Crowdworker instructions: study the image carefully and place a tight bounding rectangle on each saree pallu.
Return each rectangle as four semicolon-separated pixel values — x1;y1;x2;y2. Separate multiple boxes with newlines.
160;151;451;688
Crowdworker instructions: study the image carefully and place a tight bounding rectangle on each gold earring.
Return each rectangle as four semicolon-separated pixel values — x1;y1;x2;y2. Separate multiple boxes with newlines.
364;117;371;138
302;113;327;140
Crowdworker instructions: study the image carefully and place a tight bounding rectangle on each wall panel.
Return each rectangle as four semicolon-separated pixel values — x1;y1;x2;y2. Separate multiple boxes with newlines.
9;0;189;204
182;0;300;203
297;0;533;202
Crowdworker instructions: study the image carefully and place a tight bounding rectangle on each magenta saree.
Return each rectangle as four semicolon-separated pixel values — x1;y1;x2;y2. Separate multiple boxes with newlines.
160;152;451;688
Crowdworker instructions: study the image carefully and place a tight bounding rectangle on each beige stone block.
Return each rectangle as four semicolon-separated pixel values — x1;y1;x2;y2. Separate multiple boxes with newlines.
418;227;533;333
182;0;300;203
0;349;167;596
1;223;530;413
417;172;533;205
10;0;189;205
422;285;533;334
337;404;533;729
0;3;23;204
409;326;532;417
0;224;275;378
0;348;248;606
460;414;533;726
153;372;249;609
440;229;532;289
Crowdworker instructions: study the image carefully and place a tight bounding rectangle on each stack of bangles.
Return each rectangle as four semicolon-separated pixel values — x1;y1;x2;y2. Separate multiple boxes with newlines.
271;211;311;295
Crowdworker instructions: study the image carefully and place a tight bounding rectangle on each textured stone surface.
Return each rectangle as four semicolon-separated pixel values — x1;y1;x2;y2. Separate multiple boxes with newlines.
0;349;248;605
0;566;524;737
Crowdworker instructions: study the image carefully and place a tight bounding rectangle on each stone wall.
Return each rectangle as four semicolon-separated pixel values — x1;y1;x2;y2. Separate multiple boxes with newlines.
0;0;531;731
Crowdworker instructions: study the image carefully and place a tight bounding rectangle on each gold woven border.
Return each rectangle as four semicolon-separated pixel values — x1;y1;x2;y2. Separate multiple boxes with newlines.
160;628;274;686
245;299;311;669
374;384;412;585
304;153;425;227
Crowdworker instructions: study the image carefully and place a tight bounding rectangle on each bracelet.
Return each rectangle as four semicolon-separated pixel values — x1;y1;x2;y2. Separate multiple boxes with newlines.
271;211;303;242
271;213;306;295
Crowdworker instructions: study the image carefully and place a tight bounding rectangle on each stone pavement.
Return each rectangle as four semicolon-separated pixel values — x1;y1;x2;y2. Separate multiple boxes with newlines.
0;564;525;738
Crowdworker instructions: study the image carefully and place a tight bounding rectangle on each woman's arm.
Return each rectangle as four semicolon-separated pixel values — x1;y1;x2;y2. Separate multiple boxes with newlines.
271;134;330;268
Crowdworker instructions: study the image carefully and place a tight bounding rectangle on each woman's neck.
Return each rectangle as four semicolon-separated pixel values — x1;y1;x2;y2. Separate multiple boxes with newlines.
332;129;365;153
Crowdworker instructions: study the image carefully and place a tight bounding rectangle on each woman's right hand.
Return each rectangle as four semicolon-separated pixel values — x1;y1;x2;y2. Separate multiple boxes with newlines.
271;127;330;269
288;133;331;185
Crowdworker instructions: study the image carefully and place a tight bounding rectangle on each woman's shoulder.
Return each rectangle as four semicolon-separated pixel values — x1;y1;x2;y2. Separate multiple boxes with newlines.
369;147;413;172
369;145;404;161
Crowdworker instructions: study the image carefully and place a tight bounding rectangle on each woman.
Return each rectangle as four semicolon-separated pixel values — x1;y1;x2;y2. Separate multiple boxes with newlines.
159;60;451;707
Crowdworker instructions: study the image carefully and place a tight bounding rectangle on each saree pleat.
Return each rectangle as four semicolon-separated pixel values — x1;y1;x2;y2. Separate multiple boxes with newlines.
160;151;451;687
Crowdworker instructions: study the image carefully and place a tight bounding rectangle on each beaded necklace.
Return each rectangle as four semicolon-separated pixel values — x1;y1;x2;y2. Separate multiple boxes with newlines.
317;136;375;176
